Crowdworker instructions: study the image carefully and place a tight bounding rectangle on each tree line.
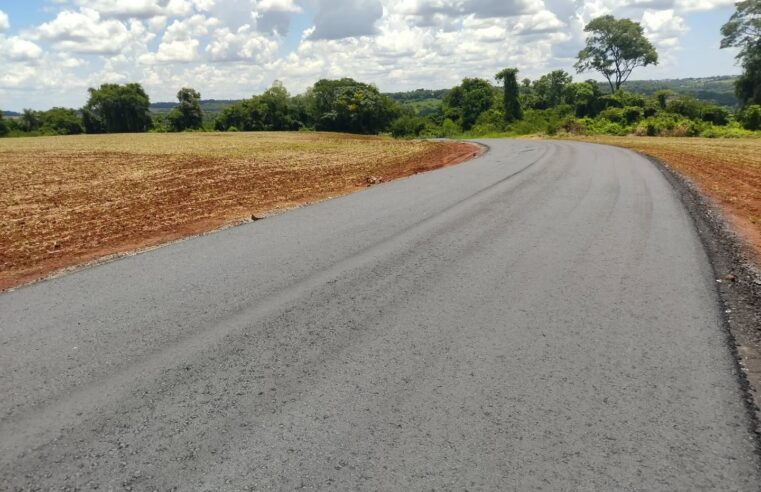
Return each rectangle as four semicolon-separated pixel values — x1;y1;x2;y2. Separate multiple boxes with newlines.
1;4;759;139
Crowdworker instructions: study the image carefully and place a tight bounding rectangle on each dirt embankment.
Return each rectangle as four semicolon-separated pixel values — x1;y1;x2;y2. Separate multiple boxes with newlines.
0;132;480;291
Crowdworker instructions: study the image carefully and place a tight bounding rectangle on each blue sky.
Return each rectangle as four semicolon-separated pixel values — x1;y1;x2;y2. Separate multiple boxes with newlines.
0;0;742;111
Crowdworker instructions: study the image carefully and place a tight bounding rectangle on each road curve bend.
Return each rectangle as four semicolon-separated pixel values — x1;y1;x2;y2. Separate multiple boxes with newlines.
1;139;759;489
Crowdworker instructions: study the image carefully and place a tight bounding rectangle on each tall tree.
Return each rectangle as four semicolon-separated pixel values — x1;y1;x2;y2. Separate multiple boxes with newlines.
443;78;495;130
531;70;573;109
168;87;203;131
495;68;523;122
721;0;761;105
20;109;41;132
0;111;7;137
308;78;399;134
82;83;151;133
575;15;658;93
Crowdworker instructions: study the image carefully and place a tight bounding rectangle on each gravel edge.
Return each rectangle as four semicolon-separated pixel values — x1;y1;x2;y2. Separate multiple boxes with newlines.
640;152;761;446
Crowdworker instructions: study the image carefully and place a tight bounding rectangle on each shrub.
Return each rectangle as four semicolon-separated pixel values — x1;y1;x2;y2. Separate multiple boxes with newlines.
622;106;643;125
390;115;427;138
738;105;761;131
700;106;730;126
599;107;625;123
440;119;461;138
699;122;756;138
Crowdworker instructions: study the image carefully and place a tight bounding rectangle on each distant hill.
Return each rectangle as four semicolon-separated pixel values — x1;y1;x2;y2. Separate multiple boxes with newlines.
2;110;20;118
617;76;738;107
150;99;242;119
384;89;450;117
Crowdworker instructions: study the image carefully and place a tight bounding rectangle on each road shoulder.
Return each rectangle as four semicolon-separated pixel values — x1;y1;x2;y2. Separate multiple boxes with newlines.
645;152;761;443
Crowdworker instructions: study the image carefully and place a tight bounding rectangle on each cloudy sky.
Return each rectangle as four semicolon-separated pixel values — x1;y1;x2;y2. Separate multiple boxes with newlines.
0;0;742;111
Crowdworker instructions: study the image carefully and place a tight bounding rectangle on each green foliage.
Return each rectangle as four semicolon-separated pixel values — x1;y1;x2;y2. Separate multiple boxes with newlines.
389;114;427;137
83;83;152;133
599;107;625;123
575;15;658;92
739;104;761;130
214;97;267;131
0;112;7;137
213;82;306;132
735;49;761;105
495;68;523;122
439;119;462;138
168;87;203;132
531;70;573;109
259;82;302;130
20;109;42;132
443;78;496;131
308;78;398;134
623;106;643;124
565;82;599;117
721;0;761;106
39;108;84;135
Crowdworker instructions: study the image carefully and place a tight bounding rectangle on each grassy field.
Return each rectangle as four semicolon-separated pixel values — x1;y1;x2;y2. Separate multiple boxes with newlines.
570;136;761;258
0;132;477;290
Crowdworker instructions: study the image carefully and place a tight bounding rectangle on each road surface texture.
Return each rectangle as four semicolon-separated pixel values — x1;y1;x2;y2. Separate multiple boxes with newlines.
1;140;759;490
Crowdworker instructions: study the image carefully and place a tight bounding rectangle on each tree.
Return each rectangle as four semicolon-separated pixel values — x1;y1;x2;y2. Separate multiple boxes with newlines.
19;109;41;132
495;68;522;122
532;70;573;109
39;108;84;135
259;81;300;130
0;112;7;137
575;15;658;93
443;78;495;130
82;83;152;133
214;97;268;131
168;87;203;131
565;81;598;117
721;0;761;105
738;104;761;130
308;78;399;134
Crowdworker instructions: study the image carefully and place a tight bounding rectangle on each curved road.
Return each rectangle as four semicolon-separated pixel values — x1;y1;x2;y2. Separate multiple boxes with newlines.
1;140;759;489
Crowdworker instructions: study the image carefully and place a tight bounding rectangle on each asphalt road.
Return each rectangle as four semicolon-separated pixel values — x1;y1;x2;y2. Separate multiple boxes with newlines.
1;139;759;490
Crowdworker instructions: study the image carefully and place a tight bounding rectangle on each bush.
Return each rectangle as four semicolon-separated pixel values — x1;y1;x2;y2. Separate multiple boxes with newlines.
440;119;461;138
390;115;427;138
622;106;643;125
699;122;756;138
700;106;730;126
666;97;702;119
599;107;625;123
738;105;761;131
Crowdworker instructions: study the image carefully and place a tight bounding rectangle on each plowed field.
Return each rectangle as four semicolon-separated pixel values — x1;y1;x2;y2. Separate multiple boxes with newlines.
0;132;479;290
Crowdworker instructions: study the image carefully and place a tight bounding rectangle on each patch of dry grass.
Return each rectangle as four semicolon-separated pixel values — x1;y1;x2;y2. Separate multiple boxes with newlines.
571;136;761;259
0;132;478;289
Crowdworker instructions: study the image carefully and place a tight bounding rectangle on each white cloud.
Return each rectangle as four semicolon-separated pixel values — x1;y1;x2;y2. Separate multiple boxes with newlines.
206;24;279;61
34;9;138;54
2;37;44;61
139;14;218;63
0;10;9;32
72;0;207;19
255;0;302;12
642;9;688;48
309;0;384;40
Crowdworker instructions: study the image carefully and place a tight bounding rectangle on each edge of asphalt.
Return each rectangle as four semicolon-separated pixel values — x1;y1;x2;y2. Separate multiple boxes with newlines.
2;141;489;294
640;151;761;448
